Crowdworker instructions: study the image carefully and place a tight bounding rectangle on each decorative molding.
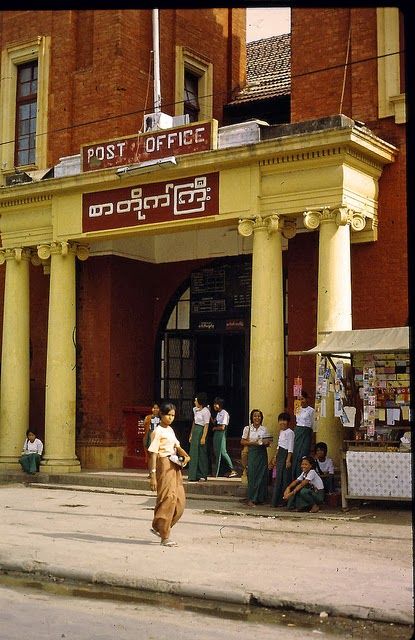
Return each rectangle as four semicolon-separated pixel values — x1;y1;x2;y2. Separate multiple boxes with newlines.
238;213;296;240
0;247;32;264
37;241;90;261
281;218;297;239
238;213;281;237
260;147;343;167
0;194;52;208
303;206;368;232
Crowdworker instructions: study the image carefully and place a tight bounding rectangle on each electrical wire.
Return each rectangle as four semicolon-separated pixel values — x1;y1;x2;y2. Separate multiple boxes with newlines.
0;47;406;151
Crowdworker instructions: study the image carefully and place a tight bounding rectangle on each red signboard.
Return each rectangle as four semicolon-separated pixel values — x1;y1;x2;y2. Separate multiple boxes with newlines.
82;173;219;233
81;121;215;172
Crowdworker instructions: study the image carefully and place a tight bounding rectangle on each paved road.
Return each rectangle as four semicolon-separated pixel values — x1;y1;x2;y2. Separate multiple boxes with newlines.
0;484;412;628
0;581;412;640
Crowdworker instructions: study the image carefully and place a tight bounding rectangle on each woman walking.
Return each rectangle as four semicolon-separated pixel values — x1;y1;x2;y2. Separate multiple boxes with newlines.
187;393;210;482
240;409;272;506
212;397;237;477
148;401;190;547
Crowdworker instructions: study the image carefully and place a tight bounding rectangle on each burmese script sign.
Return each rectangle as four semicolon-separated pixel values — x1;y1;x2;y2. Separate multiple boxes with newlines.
82;173;219;233
81;121;216;172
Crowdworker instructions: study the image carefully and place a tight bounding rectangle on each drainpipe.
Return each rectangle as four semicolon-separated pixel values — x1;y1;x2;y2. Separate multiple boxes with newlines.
152;9;162;113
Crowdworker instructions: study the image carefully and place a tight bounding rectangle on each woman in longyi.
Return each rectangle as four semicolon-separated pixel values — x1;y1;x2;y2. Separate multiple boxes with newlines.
148;401;190;547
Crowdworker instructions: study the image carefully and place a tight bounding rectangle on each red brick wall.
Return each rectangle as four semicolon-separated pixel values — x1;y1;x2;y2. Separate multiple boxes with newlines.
75;255;211;447
0;9;245;166
286;231;319;412
291;7;408;330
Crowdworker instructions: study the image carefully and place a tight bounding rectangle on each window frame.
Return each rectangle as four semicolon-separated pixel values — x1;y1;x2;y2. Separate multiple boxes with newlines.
175;46;213;122
15;60;38;167
0;36;50;176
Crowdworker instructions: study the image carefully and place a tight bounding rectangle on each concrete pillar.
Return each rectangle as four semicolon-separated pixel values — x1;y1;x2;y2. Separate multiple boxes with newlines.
38;241;89;473
0;248;31;468
238;214;286;441
304;207;366;464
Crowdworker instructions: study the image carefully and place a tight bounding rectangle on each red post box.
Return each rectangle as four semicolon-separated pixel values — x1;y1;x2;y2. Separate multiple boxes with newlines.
122;404;152;469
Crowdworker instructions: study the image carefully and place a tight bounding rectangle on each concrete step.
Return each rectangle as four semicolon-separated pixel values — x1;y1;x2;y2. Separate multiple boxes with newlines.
0;469;247;498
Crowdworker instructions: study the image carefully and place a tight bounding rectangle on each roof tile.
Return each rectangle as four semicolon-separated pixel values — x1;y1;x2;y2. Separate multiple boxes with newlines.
230;33;291;104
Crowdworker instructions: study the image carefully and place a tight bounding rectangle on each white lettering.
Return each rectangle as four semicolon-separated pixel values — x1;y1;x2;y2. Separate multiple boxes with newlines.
87;148;94;162
145;137;156;153
89;203;114;218
183;129;193;145
117;141;126;157
156;135;166;151
194;127;206;144
167;132;177;148
107;144;115;160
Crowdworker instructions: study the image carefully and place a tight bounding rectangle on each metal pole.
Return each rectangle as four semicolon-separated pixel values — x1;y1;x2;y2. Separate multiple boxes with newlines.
152;8;162;113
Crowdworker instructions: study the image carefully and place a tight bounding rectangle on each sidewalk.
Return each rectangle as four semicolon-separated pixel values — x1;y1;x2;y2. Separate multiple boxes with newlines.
0;482;412;626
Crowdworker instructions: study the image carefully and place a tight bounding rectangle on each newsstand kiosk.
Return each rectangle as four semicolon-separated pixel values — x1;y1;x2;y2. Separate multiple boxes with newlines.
303;327;411;509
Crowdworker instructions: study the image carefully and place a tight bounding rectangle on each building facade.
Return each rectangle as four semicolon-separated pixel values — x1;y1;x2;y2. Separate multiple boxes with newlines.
0;8;407;472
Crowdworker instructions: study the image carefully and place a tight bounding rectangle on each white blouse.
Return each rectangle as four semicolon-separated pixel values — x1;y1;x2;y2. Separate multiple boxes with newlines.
148;425;180;458
277;428;294;452
316;457;334;474
295;405;315;429
193;406;211;426
242;424;270;442
296;469;324;490
215;409;230;426
23;438;43;455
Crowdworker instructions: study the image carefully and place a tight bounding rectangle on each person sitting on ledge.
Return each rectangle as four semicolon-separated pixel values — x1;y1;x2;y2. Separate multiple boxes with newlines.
283;455;324;513
19;429;43;474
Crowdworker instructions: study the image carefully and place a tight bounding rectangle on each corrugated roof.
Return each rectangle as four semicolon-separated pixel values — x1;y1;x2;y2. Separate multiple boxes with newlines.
230;33;291;105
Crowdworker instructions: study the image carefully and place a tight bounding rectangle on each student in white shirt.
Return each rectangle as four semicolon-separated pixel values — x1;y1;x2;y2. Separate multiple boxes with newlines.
241;409;272;507
148;401;190;547
269;412;294;507
283;455;325;513
291;391;315;479
212;397;238;478
19;429;44;474
314;441;335;494
187;393;211;482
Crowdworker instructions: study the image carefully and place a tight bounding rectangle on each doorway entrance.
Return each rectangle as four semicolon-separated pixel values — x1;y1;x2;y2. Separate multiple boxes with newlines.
195;332;246;436
157;257;251;443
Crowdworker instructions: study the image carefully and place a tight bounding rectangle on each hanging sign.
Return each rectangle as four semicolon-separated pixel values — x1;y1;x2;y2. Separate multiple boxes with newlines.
293;377;302;398
82;173;219;233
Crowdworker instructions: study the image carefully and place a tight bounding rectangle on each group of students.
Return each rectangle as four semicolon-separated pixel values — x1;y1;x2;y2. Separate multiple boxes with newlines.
242;394;335;512
144;392;336;547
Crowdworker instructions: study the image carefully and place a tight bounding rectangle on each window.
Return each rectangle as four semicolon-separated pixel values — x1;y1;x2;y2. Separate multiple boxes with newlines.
0;36;50;177
175;47;213;122
15;61;38;166
184;71;200;123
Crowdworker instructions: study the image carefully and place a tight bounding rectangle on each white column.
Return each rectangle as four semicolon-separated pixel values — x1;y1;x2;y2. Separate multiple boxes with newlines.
38;241;89;473
304;207;366;464
0;248;31;468
238;214;286;439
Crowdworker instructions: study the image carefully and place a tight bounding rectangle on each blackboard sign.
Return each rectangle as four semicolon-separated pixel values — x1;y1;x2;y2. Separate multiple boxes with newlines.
190;259;251;330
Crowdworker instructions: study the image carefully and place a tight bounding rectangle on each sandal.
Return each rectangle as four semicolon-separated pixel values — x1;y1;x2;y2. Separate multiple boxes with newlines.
161;539;178;547
150;527;161;537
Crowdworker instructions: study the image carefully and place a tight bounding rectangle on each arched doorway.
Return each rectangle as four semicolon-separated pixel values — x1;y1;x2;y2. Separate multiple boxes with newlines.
156;256;251;443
